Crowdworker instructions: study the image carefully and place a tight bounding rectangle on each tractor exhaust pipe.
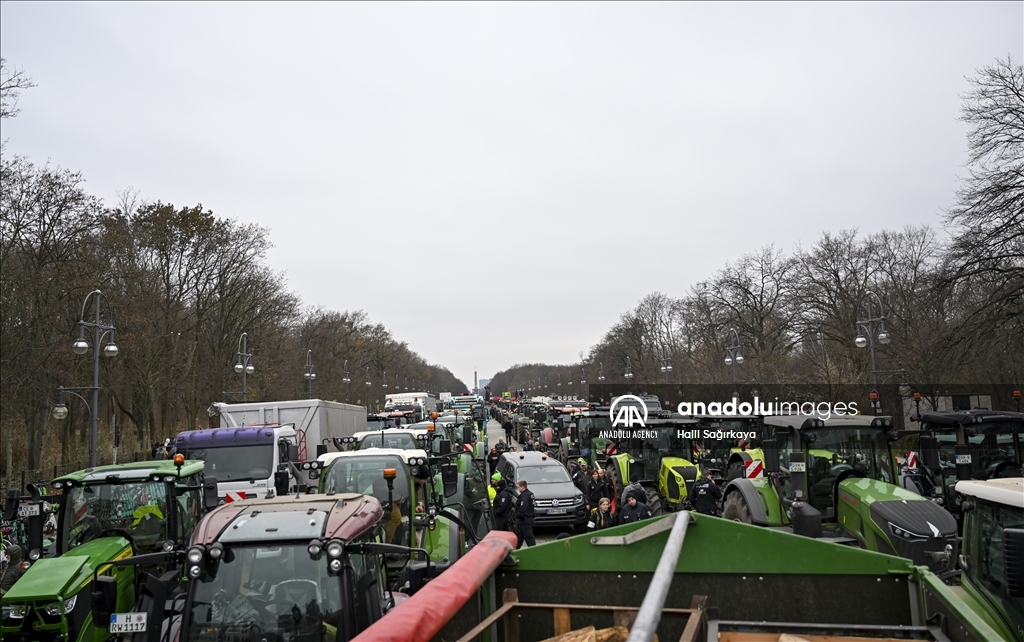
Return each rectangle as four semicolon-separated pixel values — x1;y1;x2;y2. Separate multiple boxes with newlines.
626;512;692;642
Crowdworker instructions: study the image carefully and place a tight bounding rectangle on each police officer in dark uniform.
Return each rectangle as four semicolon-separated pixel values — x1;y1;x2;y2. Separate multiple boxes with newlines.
515;480;536;548
692;469;722;516
492;474;515;531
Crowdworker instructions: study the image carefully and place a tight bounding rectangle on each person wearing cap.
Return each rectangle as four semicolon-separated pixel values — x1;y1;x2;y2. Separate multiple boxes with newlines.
487;447;500;476
491;473;514;531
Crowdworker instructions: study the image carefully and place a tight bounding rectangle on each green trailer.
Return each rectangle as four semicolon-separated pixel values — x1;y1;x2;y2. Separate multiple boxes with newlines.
1;459;213;642
356;509;1013;642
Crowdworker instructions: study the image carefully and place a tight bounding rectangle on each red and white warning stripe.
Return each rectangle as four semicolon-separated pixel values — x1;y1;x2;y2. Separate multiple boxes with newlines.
744;459;764;479
603;443;618;456
738;439;751;450
906;452;918;469
224;491;248;503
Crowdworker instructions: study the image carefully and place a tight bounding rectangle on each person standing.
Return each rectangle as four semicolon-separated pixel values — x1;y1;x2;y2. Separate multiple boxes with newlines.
597;468;613;502
486;447;500;475
515;480;536;548
492;474;514;531
585;469;602;513
691;469;723;516
587;498;614;532
502;418;514;444
619;495;652;524
619;473;646;508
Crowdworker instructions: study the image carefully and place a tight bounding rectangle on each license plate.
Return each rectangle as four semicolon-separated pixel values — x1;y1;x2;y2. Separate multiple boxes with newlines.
547;508;566;515
789;462;806;473
955;454;972;465
110;613;147;633
18;504;40;517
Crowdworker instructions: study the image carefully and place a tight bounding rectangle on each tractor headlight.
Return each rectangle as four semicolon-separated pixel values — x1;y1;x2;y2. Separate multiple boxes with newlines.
329;559;343;573
326;540;343;559
3;604;27;620
28;548;41;561
186;546;205;564
188;564;203;579
308;539;323;557
208;542;224;560
888;522;927;541
42;596;76;617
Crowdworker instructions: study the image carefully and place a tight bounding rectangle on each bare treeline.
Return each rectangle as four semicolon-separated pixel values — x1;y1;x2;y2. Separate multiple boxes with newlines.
492;57;1023;397
0;62;465;476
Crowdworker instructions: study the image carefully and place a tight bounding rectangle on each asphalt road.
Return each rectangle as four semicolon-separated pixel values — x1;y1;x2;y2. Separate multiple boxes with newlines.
483;417;576;545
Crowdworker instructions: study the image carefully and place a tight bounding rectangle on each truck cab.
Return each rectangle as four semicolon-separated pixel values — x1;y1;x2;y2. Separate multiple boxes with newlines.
955;478;1024;641
175;425;300;501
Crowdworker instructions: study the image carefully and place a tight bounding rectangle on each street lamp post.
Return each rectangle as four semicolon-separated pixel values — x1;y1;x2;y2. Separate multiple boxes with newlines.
854;290;891;390
598;363;605;382
624;357;634;381
724;328;744;383
232;332;255;401
365;367;372;404
59;290;119;467
304;350;316;399
342;360;351;403
660;346;673;384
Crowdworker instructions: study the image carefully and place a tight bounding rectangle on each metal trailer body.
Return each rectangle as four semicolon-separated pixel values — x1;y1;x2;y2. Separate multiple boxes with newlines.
210;398;367;460
361;512;1010;642
384;392;439;421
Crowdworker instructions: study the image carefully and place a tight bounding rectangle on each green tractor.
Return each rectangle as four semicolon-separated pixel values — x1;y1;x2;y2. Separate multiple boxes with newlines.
903;409;1024;526
316;446;490;590
603;415;704;516
688;414;768;481
953;478;1024;641
1;458;215;642
721;414;959;574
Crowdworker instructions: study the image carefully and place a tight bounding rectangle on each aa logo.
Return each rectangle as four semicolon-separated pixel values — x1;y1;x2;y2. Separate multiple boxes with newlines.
610;395;648;428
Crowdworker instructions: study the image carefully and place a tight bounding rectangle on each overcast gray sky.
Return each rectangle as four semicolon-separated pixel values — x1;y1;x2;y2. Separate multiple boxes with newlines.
1;2;1020;387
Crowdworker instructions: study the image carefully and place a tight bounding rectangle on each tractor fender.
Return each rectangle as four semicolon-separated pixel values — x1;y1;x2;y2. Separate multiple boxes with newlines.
723;478;769;526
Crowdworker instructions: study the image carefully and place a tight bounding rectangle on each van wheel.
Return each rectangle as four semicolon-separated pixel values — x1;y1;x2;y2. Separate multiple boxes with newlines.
722;491;752;523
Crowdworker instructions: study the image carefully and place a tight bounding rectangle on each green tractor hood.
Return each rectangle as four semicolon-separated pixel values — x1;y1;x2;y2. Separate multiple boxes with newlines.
3;537;132;602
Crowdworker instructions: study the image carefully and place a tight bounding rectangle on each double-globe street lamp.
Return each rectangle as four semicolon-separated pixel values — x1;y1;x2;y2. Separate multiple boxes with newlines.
232;332;255;401
53;290;119;467
304;350;316;399
854;290;891;390
724;328;744;383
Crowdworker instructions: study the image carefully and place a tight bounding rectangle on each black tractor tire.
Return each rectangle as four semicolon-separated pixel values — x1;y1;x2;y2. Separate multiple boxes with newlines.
722;491;752;524
606;463;621;510
644;487;664;517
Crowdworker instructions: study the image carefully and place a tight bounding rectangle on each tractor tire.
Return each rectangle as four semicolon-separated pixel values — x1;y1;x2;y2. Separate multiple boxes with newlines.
644;487;664;517
606;464;621;511
722;491;752;524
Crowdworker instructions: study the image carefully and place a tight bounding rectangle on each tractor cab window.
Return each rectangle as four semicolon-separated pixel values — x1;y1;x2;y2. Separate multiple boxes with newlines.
323;456;410;544
358;432;417;450
935;424;1022;481
63;481;171;554
188;543;344;641
176;483;204;543
802;428;892;513
181;444;274;483
963;499;1024;630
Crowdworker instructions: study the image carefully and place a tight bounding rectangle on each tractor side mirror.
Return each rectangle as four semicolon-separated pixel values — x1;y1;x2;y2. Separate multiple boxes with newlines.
203;476;220;511
441;464;459;498
763;439;780;474
3;488;18;521
274;470;290;497
920;436;939;471
463;425;474;447
1005;528;1024;598
316;444;327;457
287;443;299;463
91;575;118;627
439;439;451;455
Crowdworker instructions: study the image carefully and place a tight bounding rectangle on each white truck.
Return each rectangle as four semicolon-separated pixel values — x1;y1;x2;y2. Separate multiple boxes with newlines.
208;398;366;460
383;392;438;421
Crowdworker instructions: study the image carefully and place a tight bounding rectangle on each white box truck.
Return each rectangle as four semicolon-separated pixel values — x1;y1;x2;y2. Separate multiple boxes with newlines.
208;398;366;461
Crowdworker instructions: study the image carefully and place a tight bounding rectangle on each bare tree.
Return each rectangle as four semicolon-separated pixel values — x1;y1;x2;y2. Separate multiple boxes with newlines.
0;58;36;120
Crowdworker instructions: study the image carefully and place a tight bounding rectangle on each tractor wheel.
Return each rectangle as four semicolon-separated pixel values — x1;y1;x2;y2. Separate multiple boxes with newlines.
606;463;621;511
644;487;664;517
727;460;746;481
722;491;752;523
